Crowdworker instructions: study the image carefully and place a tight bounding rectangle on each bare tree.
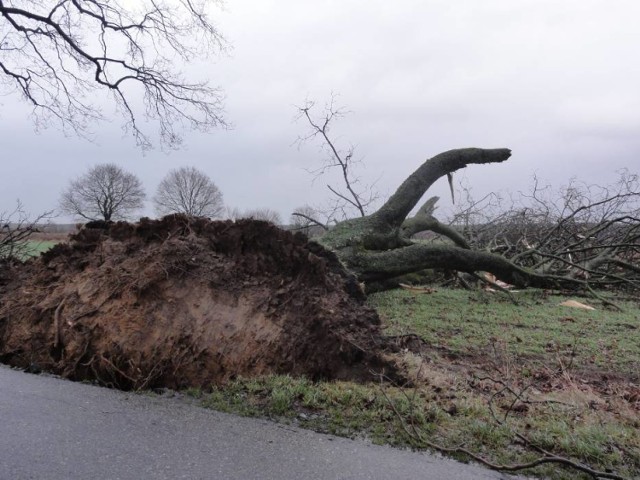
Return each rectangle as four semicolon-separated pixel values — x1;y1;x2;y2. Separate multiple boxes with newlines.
0;0;227;149
154;166;224;218
60;163;145;221
224;206;242;221
224;207;282;224
295;96;379;222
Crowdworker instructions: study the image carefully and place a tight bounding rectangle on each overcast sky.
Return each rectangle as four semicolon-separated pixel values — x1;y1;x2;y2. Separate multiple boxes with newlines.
2;0;639;223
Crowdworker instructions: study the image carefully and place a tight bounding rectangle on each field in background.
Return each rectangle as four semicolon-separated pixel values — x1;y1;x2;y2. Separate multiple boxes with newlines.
19;232;69;259
192;289;640;480
23;240;59;257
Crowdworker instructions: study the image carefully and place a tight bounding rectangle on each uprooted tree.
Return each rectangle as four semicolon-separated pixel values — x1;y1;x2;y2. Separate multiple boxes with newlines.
315;148;640;297
295;99;639;297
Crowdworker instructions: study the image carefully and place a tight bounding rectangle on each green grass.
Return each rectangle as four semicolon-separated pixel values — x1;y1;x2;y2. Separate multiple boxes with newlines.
191;288;640;479
194;375;435;446
368;288;640;376
23;240;58;257
1;239;58;260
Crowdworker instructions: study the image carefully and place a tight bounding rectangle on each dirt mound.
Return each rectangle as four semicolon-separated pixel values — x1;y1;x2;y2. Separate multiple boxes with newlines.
0;216;400;390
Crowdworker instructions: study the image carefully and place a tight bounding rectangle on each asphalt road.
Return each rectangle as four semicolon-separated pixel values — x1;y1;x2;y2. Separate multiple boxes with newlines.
0;365;531;480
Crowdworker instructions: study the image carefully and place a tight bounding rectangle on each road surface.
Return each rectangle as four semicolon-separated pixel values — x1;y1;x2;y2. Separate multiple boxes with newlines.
0;365;531;479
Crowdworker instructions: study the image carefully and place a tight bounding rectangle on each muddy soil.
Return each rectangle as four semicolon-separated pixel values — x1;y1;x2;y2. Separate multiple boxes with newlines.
0;216;400;390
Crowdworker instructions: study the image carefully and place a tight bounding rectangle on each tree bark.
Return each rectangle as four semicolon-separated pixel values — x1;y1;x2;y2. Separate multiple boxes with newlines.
373;148;511;228
348;244;547;287
400;196;470;249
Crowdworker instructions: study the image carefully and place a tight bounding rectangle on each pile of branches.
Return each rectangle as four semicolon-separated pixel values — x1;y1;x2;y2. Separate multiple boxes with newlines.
448;171;640;293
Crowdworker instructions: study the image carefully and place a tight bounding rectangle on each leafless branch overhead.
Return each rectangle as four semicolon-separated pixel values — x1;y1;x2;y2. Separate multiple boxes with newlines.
0;0;227;149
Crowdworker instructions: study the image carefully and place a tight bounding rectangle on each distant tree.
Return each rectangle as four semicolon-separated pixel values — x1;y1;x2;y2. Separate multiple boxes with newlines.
153;166;224;218
0;0;227;149
242;208;282;225
60;164;145;221
225;207;283;225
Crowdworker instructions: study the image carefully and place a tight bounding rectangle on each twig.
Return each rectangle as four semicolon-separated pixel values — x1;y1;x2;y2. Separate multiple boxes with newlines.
585;283;622;311
290;212;329;231
98;354;137;386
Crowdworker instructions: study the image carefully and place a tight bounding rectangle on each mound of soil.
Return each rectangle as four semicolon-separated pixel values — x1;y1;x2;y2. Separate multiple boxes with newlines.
0;216;400;390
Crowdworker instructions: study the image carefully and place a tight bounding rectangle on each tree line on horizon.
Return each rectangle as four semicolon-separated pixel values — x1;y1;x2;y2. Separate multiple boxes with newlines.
58;164;283;225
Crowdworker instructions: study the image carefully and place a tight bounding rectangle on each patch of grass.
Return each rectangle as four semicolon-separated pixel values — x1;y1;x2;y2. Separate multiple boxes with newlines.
368;288;640;376
1;239;58;260
193;289;640;479
22;240;58;258
198;375;435;445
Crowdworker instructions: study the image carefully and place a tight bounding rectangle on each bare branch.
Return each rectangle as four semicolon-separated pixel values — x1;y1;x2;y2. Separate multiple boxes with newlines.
295;96;378;221
0;0;227;149
290;206;329;234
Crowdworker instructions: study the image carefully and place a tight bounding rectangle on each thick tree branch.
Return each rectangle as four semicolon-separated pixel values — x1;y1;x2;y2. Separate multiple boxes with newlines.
400;196;471;249
348;243;504;282
402;217;471;249
373;148;512;228
349;242;576;289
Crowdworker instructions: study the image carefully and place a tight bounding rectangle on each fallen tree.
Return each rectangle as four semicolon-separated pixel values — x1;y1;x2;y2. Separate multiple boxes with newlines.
316;148;640;296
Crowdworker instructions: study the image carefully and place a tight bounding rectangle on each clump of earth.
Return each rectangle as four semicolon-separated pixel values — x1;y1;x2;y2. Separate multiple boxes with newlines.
0;216;400;390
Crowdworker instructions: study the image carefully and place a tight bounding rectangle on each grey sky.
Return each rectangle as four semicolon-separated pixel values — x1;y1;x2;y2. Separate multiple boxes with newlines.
2;0;639;223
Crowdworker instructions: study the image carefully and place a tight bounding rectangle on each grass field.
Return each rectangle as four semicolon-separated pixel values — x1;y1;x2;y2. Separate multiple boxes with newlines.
190;288;640;480
370;288;640;377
